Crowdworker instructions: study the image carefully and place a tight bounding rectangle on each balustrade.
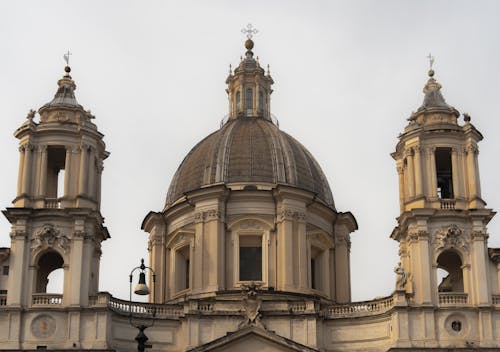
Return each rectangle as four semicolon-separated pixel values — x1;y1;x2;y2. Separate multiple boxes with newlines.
32;293;63;306
438;292;468;305
327;296;394;318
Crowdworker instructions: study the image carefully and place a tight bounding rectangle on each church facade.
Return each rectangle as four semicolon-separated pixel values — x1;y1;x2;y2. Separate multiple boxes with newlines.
1;36;500;351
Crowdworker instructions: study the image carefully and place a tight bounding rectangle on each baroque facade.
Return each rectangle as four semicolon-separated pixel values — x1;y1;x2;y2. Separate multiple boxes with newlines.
1;36;500;351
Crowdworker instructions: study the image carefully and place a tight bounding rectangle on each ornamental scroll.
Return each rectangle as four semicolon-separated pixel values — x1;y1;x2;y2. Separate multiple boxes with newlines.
31;224;70;254
433;224;469;253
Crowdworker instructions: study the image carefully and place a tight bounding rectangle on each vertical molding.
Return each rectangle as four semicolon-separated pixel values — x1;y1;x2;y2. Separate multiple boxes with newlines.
17;146;25;196
414;145;423;196
406;148;415;198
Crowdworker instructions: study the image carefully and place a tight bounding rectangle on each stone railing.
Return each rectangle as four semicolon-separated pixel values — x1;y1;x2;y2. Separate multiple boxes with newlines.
0;294;6;306
440;199;456;209
439;292;468;305
32;293;63;306
492;294;500;305
45;198;61;208
327;295;394;318
107;296;182;318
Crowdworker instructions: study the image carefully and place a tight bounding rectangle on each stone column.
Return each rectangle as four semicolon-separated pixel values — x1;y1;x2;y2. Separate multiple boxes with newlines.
193;212;205;292
69;227;85;306
470;230;491;305
296;212;308;290
406;148;415;198
466;145;479;200
276;208;294;291
428;147;437;198
38;146;48;197
6;230;27;306
205;209;225;292
334;232;351;303
451;147;460;198
78;145;89;196
21;144;34;196
17;146;25;196
87;149;96;201
64;146;73;198
408;230;433;304
414;145;423;196
397;166;405;213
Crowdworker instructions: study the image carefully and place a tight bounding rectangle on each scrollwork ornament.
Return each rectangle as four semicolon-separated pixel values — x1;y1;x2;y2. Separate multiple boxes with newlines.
278;208;294;222
472;230;488;241
194;212;205;223
205;209;222;221
31;224;70;254
433;224;468;253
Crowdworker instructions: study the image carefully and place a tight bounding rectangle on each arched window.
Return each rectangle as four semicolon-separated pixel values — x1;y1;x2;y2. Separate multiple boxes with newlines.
437;250;463;292
36;251;64;293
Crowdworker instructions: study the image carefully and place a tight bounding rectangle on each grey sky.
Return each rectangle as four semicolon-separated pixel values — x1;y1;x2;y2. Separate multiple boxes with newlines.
1;0;499;301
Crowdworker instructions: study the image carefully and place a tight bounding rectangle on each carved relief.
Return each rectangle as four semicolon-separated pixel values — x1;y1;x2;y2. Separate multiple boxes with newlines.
194;210;223;223
471;230;488;240
31;224;70;254
239;282;265;329
408;230;429;244
433;225;468;253
240;220;263;230
277;208;306;223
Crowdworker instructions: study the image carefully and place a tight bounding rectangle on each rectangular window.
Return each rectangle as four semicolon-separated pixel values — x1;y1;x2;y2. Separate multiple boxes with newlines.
239;236;262;281
311;259;316;289
175;246;190;291
435;148;453;198
2;266;8;276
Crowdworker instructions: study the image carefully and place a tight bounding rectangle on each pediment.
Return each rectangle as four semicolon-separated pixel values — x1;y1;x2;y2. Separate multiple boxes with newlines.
187;325;319;352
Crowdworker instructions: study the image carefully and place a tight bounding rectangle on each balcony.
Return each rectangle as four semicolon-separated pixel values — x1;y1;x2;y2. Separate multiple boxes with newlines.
440;198;456;209
32;293;63;306
327;295;394;318
45;198;61;208
439;292;468;305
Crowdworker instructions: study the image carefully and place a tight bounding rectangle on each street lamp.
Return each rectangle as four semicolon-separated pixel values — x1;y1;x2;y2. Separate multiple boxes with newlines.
129;258;156;352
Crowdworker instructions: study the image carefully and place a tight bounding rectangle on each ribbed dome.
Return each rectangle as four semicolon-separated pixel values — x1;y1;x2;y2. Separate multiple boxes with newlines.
165;117;335;208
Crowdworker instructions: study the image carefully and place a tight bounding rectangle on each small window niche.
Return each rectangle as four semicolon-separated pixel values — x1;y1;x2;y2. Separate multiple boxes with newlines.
175;246;190;292
46;146;66;200
435;148;454;199
239;235;262;281
310;246;323;291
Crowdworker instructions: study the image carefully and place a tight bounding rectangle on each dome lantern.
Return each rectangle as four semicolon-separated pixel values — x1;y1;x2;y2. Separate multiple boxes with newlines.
226;25;274;121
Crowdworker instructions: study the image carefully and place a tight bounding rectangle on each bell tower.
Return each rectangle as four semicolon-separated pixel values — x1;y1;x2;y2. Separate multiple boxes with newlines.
391;66;495;308
2;63;109;310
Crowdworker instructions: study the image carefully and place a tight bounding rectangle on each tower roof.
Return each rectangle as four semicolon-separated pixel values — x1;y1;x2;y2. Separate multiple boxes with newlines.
39;66;83;112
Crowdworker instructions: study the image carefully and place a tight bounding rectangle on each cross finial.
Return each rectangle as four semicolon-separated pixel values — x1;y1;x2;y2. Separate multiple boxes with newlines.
63;50;72;66
427;53;435;70
241;23;258;39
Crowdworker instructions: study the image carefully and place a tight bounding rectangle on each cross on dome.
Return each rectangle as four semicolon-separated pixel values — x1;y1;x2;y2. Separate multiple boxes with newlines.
241;24;258;39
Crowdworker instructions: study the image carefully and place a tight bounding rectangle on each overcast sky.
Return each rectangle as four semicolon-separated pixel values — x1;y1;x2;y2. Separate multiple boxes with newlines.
1;0;499;302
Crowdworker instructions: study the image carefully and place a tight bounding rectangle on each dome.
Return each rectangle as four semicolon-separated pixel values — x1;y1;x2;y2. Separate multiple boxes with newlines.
165;117;335;208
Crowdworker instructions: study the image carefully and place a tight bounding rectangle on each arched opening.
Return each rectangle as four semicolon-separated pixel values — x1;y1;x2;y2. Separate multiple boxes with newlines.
46;146;66;201
437;250;463;292
36;251;64;293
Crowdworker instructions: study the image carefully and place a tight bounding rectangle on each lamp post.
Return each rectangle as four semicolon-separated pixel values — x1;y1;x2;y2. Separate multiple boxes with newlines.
129;258;156;352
